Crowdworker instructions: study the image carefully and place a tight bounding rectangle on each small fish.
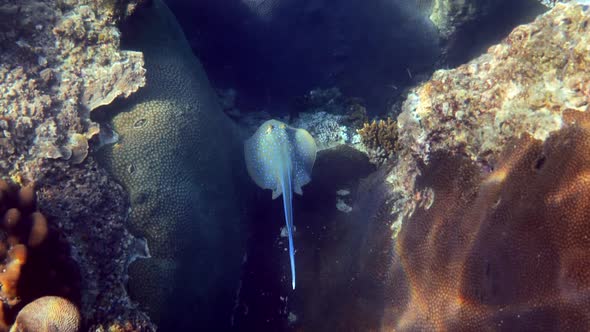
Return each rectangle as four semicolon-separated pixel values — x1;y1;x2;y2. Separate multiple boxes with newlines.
244;120;317;290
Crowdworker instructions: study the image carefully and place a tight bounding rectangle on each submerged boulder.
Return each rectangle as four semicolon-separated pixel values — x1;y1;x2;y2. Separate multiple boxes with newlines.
95;0;245;329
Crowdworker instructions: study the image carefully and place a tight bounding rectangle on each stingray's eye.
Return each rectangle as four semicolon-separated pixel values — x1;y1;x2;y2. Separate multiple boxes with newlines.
279;123;286;129
265;124;274;134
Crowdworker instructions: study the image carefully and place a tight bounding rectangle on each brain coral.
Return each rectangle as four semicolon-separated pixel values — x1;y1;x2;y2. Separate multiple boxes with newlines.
382;111;590;330
10;296;80;332
95;0;244;328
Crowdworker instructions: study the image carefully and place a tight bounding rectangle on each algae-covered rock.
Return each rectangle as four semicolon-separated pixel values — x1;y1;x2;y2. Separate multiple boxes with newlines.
398;2;590;168
0;0;156;329
369;1;590;243
424;0;547;64
95;0;244;328
0;0;145;177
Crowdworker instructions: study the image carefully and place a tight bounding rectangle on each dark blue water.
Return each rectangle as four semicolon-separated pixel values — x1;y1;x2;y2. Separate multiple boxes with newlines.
165;0;544;116
165;0;440;115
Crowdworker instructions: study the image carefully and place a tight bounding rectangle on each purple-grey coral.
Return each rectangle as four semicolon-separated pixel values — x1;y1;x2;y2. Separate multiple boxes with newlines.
94;0;244;328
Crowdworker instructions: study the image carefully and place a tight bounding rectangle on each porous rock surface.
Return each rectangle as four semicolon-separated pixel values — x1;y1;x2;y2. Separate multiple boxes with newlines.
390;1;590;226
0;0;145;176
0;0;154;329
365;2;590;329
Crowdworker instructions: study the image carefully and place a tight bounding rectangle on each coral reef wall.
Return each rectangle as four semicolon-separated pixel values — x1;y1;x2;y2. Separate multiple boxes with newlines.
288;2;590;330
395;1;590;204
95;0;245;329
0;0;145;177
1;0;156;330
344;2;590;330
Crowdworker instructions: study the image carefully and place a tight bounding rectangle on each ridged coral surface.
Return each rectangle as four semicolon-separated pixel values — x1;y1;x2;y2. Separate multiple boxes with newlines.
10;296;80;332
96;0;244;328
385;111;590;330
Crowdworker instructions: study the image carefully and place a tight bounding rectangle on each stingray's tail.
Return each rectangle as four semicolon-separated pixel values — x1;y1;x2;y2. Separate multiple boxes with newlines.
281;171;296;290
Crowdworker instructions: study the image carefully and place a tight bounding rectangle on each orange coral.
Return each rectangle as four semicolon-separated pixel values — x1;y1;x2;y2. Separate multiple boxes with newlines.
27;213;47;248
0;180;80;331
0;245;27;304
385;111;590;330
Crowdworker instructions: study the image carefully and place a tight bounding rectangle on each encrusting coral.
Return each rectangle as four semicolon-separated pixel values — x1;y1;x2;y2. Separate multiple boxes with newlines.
0;0;159;328
383;110;590;330
399;2;590;166
9;296;80;332
0;0;145;176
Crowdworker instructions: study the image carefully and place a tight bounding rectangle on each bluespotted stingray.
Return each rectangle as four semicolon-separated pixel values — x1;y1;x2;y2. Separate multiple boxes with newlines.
245;119;317;290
